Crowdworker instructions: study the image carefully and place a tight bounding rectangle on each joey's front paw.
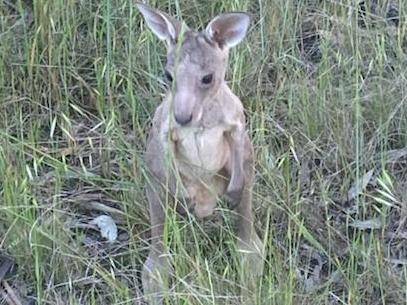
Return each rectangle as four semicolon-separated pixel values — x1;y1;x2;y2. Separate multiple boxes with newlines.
225;186;243;208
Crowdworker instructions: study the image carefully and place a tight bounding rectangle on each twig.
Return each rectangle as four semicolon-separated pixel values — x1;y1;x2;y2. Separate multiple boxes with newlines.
0;280;23;305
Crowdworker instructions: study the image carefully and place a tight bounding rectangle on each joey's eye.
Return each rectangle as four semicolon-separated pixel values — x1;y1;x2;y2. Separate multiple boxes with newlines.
201;74;213;85
164;70;173;83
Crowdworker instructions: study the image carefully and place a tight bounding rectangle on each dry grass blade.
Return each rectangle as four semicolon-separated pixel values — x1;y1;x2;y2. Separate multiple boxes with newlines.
0;281;23;305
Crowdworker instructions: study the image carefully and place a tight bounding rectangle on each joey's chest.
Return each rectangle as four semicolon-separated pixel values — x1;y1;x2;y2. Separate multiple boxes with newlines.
171;125;230;173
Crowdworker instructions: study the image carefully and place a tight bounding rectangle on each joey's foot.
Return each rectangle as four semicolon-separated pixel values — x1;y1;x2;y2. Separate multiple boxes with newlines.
238;233;264;304
238;232;264;277
142;254;173;305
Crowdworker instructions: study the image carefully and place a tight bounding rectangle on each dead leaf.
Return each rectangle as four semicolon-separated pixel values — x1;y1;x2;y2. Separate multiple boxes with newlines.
387;148;407;162
0;255;14;281
347;169;374;201
90;215;118;242
349;218;383;230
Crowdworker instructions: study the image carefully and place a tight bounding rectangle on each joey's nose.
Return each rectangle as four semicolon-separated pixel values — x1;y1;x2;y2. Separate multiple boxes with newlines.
174;113;192;126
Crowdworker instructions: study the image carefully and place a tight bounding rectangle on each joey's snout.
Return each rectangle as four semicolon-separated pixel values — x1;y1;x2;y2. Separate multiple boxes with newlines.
173;91;196;126
174;112;192;126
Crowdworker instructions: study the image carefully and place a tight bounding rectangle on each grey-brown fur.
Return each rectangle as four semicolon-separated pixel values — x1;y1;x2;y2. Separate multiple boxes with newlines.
136;3;264;304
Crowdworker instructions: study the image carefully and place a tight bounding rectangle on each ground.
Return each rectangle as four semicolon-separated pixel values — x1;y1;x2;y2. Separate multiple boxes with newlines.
0;0;406;304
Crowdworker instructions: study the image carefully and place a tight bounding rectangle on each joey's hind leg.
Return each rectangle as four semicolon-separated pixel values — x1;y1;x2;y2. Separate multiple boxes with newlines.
235;176;264;278
226;133;264;277
235;187;264;304
231;157;264;303
142;183;172;305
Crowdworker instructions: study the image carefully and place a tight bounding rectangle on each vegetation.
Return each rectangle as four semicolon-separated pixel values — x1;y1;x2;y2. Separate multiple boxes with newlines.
0;0;406;304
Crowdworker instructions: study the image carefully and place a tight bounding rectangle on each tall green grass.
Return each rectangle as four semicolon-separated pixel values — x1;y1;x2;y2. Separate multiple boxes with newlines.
1;0;406;304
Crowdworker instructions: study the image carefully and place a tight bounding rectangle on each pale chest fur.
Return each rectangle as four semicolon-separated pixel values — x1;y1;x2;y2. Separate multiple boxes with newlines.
171;118;230;218
173;126;230;174
156;92;243;218
170;125;230;218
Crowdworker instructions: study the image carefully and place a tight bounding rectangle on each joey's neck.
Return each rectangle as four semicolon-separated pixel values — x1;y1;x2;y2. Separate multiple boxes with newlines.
212;81;231;98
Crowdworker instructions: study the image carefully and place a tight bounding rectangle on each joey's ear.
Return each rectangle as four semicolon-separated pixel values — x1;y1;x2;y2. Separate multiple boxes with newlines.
136;2;184;44
205;12;250;48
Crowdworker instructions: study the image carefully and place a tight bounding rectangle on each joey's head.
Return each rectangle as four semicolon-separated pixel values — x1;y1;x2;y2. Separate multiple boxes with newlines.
136;3;250;126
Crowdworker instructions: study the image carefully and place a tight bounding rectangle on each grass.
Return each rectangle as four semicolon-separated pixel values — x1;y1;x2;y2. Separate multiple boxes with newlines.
0;0;406;304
